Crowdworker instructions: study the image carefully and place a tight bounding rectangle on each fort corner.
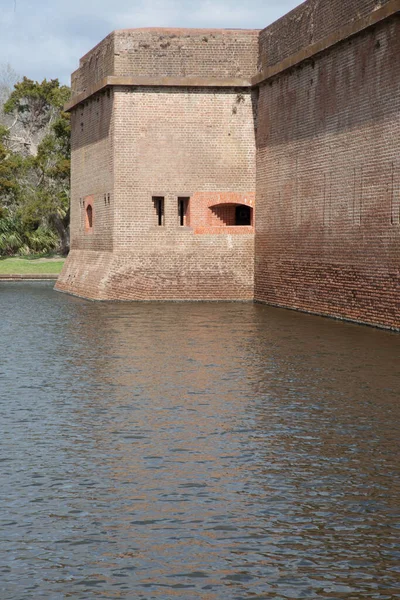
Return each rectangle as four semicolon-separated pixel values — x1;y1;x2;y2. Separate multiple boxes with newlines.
56;0;400;330
57;28;258;301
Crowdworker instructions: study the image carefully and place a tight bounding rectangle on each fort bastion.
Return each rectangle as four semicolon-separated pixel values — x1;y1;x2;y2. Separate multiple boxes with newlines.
56;0;400;330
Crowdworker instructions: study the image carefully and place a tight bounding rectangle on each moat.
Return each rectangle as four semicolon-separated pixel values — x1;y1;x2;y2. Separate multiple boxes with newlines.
1;281;399;599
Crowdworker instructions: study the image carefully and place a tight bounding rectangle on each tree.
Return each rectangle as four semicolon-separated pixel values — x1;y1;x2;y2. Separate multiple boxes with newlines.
4;77;70;156
22;111;71;254
0;124;22;203
0;77;71;255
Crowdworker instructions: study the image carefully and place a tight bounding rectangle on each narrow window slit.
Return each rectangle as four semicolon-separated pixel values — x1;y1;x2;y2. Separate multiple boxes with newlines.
178;197;189;226
153;196;164;226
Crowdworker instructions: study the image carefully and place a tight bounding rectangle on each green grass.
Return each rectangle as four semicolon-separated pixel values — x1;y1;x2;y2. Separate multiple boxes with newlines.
0;257;65;275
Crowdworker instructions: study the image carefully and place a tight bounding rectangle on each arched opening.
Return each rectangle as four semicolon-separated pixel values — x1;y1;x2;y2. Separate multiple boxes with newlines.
209;203;253;227
235;204;251;226
86;204;93;229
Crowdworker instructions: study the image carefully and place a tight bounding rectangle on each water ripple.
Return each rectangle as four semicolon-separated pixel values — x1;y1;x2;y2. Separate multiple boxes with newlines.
0;281;399;599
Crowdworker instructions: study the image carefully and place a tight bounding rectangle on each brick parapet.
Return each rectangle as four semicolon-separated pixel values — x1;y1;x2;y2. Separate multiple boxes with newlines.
67;2;400;113
72;32;115;96
254;0;400;85
257;0;397;73
70;28;259;101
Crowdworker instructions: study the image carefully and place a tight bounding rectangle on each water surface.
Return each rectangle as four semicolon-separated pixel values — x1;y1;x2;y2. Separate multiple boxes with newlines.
1;282;399;599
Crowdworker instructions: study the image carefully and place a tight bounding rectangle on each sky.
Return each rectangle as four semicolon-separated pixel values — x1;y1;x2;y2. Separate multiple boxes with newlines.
0;0;302;85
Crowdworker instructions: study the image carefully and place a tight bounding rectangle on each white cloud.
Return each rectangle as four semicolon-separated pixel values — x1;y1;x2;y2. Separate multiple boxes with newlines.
0;0;302;85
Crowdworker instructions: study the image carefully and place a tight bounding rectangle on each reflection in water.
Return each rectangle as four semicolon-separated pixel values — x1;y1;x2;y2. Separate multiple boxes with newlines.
0;281;399;599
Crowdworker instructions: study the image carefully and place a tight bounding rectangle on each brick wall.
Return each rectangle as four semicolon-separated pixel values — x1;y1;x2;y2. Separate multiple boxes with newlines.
254;15;400;329
72;33;115;95
258;0;393;72
56;88;115;296
71;28;259;96
57;86;256;300
60;3;400;328
188;192;255;233
67;89;114;253
113;29;259;80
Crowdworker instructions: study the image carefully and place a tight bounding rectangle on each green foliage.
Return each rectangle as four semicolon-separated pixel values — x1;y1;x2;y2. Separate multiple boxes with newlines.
25;225;59;254
0;209;59;255
0;213;24;254
0;125;22;201
4;77;71;134
0;75;71;256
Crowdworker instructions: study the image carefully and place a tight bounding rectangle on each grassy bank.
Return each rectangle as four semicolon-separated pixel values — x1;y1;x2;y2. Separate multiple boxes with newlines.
0;256;65;275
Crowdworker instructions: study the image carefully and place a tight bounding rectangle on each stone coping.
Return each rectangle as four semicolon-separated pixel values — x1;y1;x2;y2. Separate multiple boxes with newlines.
65;76;252;111
0;274;58;280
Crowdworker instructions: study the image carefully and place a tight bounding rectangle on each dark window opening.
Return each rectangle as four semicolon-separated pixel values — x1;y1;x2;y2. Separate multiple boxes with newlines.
153;196;164;226
86;204;93;229
235;205;251;226
178;197;189;226
209;203;253;227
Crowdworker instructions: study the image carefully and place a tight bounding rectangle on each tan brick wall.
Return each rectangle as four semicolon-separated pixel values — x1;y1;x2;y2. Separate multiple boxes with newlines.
72;33;115;95
71;29;259;96
113;87;255;238
57;89;116;296
114;29;259;80
57;86;256;300
67;88;114;254
254;15;400;330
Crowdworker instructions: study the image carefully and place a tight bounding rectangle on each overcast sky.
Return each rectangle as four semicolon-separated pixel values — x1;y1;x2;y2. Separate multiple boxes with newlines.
0;0;302;85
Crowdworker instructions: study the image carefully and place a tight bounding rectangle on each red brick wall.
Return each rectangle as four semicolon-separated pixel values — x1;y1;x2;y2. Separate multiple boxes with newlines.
188;192;255;233
109;86;255;300
254;15;400;329
258;0;394;72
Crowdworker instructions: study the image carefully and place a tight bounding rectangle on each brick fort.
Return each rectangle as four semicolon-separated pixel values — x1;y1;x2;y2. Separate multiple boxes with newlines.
56;0;400;331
